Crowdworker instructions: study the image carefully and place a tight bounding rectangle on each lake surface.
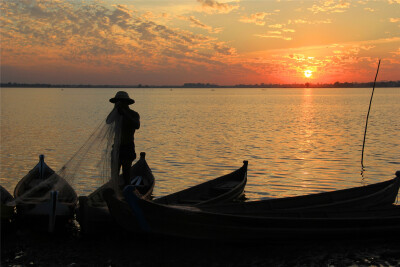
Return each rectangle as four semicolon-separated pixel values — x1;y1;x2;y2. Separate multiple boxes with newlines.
1;87;399;201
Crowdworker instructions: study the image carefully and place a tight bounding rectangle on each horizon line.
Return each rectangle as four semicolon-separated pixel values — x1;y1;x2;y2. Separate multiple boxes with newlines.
1;80;400;89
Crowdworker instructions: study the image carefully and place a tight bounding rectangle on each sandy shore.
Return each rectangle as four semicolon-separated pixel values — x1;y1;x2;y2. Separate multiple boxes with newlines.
2;219;400;267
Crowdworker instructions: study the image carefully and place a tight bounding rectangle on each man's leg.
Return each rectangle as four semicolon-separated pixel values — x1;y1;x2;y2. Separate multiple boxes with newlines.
111;148;123;188
121;159;133;185
119;144;136;186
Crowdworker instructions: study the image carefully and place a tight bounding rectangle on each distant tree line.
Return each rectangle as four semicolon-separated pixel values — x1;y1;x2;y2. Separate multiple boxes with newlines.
1;81;400;88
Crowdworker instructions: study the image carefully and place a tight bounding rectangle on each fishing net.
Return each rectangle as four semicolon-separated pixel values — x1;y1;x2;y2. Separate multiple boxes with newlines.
15;108;123;204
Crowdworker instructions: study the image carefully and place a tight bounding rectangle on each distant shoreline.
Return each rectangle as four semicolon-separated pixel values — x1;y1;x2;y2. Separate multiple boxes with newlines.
1;81;400;89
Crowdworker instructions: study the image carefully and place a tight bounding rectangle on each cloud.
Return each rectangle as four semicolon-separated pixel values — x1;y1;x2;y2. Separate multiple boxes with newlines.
364;7;375;12
109;5;133;29
177;15;222;33
268;31;281;35
282;28;295;33
239;12;273;26
0;0;238;81
391;48;400;55
308;0;351;14
390;18;400;22
269;24;283;29
197;0;239;14
213;42;236;55
360;45;375;51
253;23;294;41
255;33;292;41
288;19;332;24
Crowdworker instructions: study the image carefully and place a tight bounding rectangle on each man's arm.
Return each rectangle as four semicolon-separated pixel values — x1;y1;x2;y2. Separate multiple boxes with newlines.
129;110;140;129
106;107;118;124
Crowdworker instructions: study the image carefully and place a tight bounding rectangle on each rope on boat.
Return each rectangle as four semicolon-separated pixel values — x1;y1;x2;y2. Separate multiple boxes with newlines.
361;59;381;170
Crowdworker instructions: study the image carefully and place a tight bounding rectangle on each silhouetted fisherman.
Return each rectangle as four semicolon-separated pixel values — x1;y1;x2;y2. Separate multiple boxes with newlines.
106;91;140;187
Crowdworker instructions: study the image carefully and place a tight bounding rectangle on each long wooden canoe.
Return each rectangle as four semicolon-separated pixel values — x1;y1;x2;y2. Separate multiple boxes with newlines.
1;185;15;223
201;171;400;215
13;155;78;232
104;185;400;242
154;161;247;206
76;152;155;234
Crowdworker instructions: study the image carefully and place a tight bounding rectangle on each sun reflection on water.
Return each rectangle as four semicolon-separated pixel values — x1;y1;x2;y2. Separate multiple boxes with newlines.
1;88;399;200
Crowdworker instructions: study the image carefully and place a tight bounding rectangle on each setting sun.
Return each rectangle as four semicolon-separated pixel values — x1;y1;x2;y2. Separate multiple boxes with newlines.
304;70;313;78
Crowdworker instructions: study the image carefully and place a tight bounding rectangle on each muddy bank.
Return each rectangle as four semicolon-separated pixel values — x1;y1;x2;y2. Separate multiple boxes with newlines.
2;220;400;267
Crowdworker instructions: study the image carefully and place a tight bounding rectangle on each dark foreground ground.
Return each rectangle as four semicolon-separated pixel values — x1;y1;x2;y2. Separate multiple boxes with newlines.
1;219;400;267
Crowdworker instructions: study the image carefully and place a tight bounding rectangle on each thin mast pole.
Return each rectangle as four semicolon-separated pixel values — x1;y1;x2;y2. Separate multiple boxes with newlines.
361;59;381;168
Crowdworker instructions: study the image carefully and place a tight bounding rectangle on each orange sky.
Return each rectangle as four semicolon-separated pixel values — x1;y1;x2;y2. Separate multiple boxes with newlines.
1;0;399;85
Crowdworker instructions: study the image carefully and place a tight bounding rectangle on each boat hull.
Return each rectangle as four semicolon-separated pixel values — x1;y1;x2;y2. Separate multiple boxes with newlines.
105;186;400;242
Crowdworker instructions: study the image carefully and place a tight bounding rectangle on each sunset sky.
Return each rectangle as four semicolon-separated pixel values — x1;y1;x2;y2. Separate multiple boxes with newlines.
1;0;399;85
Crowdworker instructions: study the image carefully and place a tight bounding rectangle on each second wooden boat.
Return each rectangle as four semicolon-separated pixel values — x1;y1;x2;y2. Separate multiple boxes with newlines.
154;161;248;206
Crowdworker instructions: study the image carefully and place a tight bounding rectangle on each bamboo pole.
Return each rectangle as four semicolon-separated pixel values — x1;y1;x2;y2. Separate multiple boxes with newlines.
361;59;381;168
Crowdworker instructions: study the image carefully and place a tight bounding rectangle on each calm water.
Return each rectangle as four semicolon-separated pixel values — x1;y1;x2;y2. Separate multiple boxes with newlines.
1;87;399;200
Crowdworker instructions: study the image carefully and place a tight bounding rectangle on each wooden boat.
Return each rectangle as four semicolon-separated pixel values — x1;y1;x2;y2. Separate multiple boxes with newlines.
104;185;400;241
76;152;155;234
1;185;15;223
14;155;78;232
200;171;400;215
154;161;248;206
